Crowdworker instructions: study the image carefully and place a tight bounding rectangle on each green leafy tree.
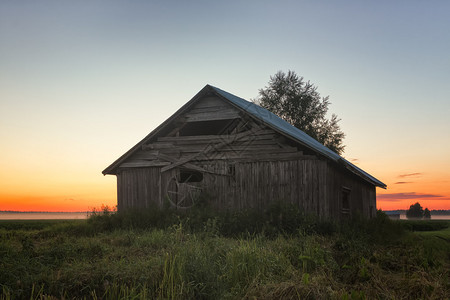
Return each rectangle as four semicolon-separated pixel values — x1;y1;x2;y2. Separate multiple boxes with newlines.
406;202;424;219
423;208;431;219
256;70;345;154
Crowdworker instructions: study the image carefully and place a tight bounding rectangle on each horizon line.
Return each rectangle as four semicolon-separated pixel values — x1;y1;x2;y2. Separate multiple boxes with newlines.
0;210;90;213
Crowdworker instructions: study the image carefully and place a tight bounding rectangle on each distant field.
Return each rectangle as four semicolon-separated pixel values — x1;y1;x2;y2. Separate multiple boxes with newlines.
416;225;450;239
0;212;89;220
397;219;450;232
399;214;450;220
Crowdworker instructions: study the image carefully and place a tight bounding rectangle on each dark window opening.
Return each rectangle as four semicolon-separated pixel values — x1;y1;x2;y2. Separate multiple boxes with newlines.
227;164;236;177
342;187;351;213
179;119;238;136
179;170;203;183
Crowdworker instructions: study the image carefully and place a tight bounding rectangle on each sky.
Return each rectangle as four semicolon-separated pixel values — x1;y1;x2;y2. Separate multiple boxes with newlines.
1;1;449;212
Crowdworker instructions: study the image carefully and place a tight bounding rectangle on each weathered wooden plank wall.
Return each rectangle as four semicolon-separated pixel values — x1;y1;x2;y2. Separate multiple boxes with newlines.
117;168;161;210
117;159;339;217
117;158;375;218
325;165;376;218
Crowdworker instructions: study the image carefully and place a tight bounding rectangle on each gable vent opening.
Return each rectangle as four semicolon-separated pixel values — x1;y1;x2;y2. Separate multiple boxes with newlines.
179;119;238;136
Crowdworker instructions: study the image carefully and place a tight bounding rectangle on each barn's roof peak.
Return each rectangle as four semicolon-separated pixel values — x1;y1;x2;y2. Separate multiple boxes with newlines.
103;84;386;188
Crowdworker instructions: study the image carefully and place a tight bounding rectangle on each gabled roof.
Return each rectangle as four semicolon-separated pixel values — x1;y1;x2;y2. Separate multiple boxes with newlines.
103;84;386;189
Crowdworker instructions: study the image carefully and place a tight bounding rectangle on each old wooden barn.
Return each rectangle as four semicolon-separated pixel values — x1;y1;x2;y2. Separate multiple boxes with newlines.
103;85;386;219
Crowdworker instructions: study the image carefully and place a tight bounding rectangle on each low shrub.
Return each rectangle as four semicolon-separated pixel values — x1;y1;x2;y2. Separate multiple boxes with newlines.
84;201;341;239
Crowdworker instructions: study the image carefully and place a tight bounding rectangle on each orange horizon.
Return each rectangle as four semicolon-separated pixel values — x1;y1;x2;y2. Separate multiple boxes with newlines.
1;192;449;212
1;168;449;212
375;177;450;211
377;199;450;211
0;194;116;213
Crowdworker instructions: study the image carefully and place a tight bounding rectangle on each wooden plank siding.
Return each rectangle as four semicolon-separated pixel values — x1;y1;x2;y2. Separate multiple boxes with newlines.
116;155;376;219
117;168;161;210
117;159;340;218
325;164;376;219
184;96;240;122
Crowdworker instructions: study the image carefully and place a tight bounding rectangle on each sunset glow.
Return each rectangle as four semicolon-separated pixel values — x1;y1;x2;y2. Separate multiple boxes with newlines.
0;178;116;212
1;1;449;212
376;173;450;210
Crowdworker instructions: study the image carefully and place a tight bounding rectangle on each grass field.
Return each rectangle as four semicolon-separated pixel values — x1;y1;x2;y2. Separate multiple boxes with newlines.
0;206;449;299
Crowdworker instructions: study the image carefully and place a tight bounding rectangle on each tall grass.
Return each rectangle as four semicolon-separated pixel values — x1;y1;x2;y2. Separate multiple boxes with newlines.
85;201;339;237
0;207;448;299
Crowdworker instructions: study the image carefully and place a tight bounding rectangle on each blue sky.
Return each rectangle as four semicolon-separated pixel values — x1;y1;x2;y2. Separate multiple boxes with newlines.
1;1;449;210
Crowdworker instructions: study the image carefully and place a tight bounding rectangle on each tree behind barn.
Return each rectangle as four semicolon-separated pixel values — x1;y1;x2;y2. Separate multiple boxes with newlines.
256;70;345;154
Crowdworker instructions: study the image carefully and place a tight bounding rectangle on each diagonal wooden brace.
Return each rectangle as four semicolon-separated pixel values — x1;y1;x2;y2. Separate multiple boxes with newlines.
160;126;262;173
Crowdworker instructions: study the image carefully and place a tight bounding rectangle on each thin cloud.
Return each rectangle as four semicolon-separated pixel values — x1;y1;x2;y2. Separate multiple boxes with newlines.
398;173;422;178
377;192;445;202
394;182;412;184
